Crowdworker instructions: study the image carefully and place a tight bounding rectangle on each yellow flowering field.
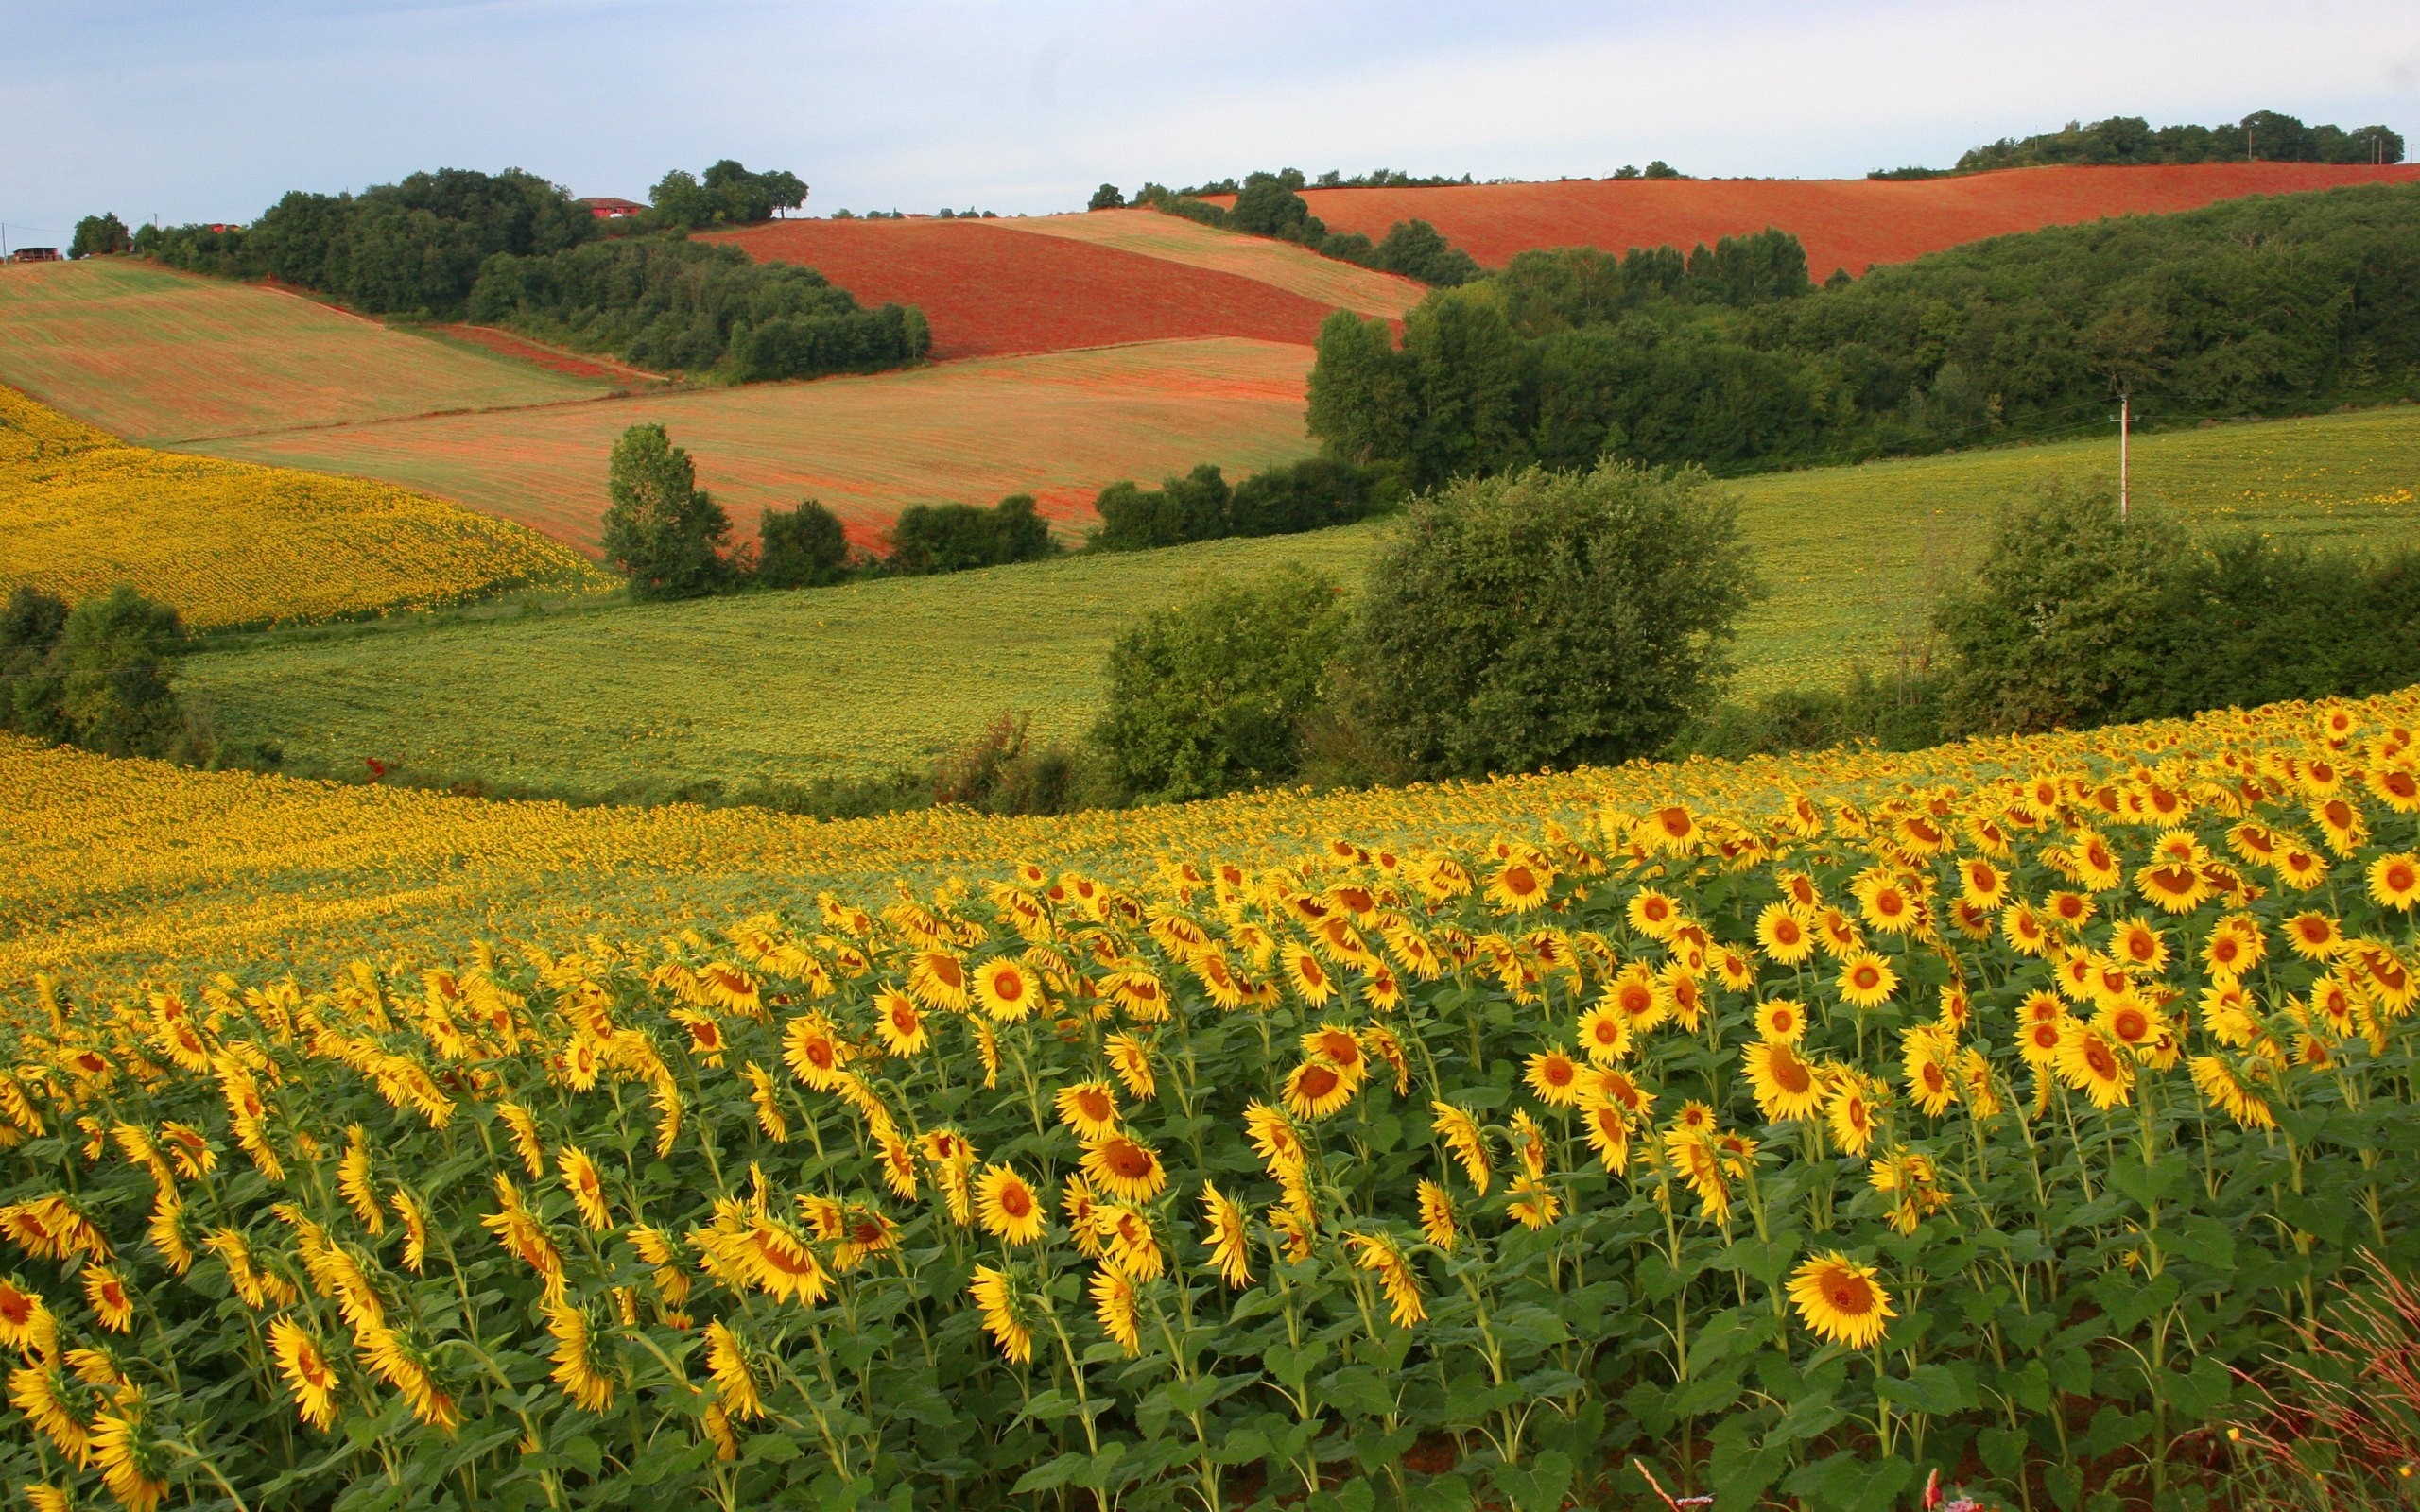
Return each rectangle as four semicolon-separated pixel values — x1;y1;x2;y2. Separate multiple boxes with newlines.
6;689;2420;1508
0;385;611;631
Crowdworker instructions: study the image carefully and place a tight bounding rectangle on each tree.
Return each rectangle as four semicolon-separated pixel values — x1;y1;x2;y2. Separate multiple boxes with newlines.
1372;219;1481;286
1932;479;2187;735
1306;310;1420;467
1088;184;1127;211
70;214;130;259
3;585;202;760
755;500;853;589
600;424;735;600
887;495;1057;576
1356;461;1760;777
1091;569;1349;801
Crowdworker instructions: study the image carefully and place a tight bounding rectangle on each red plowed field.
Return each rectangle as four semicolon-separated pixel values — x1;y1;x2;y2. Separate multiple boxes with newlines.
1235;163;2420;277
707;218;1346;359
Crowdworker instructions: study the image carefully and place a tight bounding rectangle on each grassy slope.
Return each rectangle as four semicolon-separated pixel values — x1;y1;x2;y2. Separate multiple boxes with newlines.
183;338;1322;553
183;404;2420;791
0;259;605;443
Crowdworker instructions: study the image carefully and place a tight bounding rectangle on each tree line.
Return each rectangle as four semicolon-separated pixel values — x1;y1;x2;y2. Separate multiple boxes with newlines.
1091;169;1483;286
1874;109;2404;179
125;163;925;383
1306;182;2420;488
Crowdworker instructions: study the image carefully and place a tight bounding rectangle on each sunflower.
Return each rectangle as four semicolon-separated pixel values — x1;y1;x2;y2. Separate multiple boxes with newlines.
1081;1133;1167;1204
2071;829;2123;891
907;949;970;1011
84;1264;133;1333
2096;996;2165;1057
269;1317;341;1430
1301;1024;1370;1082
2278;847;2330;891
1586;1065;1656;1120
1096;1204;1166;1280
976;1164;1046;1246
1430;1102;1492;1194
1416;1179;1460;1251
1282;944;1339;1007
545;1301;614;1413
1603;964;1669;1035
1665;971;1709;1033
1639;804;1700;855
867;989;926;1057
0;1279;46;1352
1506;1173;1563;1230
1852;871;1920;936
2314;797;2370;856
1284;1058;1358;1120
1581;1099;1633;1174
1958;858;2008;909
1576;1004;1634;1064
970;1265;1031;1364
1755;998;1807;1043
2109;918;2168;974
91;1389;169;1512
973;958;1041;1022
2057;1027;2135;1109
1486;860;1553;914
1814;909;1866;959
735;1216;833;1305
702;1319;764;1422
1663;1128;1731;1224
1902;1040;1959;1118
1524;1048;1584;1108
2002;902;2052;956
2284;910;2345;961
1054;1080;1121;1141
1201;1182;1253;1287
2358;854;2420;917
1242;1101;1306;1177
337;1131;384;1234
1628;889;1683;939
1345;1230;1427;1327
2190;1055;2277;1130
1836;953;1897;1009
781;1015;851;1091
1743;1040;1825;1123
1788;1252;1895;1349
2134;858;2212;915
358;1324;460;1429
1825;1075;1878;1156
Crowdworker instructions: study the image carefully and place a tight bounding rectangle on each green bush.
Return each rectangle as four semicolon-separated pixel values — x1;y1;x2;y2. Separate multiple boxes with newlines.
753;500;853;589
1355;460;1759;778
1937;480;2420;735
886;494;1056;576
599;424;736;601
2;584;206;760
1091;568;1350;802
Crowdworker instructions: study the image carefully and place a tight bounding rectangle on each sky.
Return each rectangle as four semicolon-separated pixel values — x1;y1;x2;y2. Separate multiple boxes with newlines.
3;0;2417;242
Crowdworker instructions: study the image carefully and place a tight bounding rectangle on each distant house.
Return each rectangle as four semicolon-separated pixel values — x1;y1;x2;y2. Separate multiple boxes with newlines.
579;198;647;220
10;247;60;263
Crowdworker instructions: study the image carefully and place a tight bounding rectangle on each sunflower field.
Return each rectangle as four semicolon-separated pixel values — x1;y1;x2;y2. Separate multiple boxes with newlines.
7;694;2420;1512
1;384;611;632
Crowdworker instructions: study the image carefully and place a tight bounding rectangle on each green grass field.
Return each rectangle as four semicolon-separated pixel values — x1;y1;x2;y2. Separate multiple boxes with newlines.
183;405;2420;792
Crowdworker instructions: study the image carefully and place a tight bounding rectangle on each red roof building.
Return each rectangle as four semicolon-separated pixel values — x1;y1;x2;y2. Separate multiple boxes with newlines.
578;197;647;219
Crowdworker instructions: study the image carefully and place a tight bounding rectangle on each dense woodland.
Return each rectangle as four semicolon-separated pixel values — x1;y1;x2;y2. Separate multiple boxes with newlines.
1104;169;1486;286
1307;182;2420;484
131;163;924;382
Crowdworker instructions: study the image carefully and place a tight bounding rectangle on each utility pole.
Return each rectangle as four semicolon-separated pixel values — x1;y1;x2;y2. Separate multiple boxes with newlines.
2117;390;2132;522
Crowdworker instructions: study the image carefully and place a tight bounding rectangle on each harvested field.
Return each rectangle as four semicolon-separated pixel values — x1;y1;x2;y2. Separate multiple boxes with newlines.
706;216;1348;358
0;258;607;443
1005;208;1424;320
186;337;1319;552
1219;162;2420;275
426;323;663;386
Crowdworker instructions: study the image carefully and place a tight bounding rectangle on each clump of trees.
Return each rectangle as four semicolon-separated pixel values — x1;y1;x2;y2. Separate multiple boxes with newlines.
1950;110;2403;175
133;163;925;384
467;239;927;381
886;496;1056;576
2;585;209;762
1309;183;2420;488
1090;462;1758;799
69;214;130;258
1088;457;1395;551
647;161;807;229
1115;169;1484;286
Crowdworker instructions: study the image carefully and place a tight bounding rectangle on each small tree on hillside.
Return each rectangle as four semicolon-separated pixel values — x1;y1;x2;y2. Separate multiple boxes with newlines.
1091;569;1349;802
756;500;852;589
1932;479;2187;735
1087;184;1127;211
601;424;734;600
70;214;131;259
1355;460;1760;777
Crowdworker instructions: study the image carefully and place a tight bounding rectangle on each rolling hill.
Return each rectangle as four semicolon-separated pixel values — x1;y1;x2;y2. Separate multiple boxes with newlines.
186;337;1319;553
1230;162;2420;275
0;258;616;443
181;404;2420;793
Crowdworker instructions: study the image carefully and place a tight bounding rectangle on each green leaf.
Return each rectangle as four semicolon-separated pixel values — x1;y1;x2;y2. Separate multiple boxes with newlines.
2166;1214;2236;1271
1211;1427;1270;1465
1010;1452;1088;1495
2164;1355;2234;1422
1979;1425;2029;1480
744;1433;804;1464
1876;1363;1973;1416
560;1435;604;1477
1491;1450;1574;1512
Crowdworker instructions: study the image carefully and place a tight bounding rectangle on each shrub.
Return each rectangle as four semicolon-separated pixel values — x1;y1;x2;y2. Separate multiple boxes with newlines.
1370;218;1481;287
3;584;205;760
1091;568;1349;802
1356;460;1760;777
1090;465;1233;551
599;424;735;601
886;494;1057;576
1092;458;1392;552
754;500;853;589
